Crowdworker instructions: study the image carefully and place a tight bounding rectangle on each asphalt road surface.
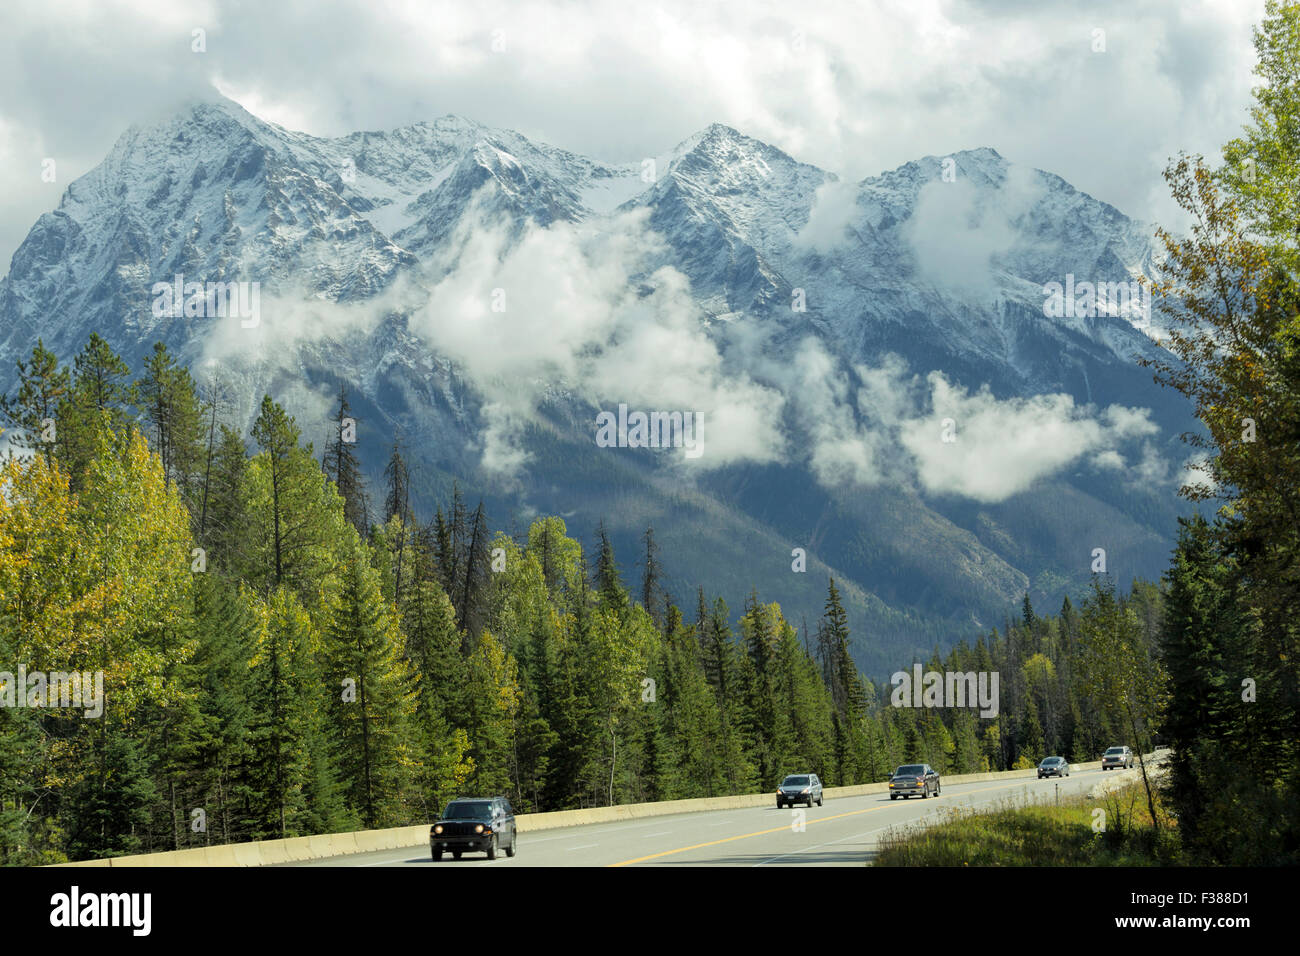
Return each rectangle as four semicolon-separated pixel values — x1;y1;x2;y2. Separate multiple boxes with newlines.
285;765;1133;867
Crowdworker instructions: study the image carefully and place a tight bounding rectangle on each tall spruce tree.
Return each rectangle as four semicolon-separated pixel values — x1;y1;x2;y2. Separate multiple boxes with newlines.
325;385;369;536
0;339;68;465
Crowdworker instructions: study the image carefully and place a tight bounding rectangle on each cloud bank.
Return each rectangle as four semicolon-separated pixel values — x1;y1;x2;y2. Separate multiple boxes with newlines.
0;0;1267;273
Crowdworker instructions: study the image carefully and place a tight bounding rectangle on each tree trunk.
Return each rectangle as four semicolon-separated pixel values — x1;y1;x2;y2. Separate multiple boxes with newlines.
608;718;617;806
1125;699;1159;834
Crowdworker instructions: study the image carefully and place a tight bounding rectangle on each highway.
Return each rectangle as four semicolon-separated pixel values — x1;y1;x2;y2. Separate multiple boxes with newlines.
285;764;1142;867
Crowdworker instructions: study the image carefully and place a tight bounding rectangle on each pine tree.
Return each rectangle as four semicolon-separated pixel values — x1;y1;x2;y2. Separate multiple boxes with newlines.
185;574;258;844
403;579;467;713
0;339;68;465
135;341;205;508
640;525;662;628
593;521;627;615
326;385;369;536
322;547;416;829
247;395;352;597
57;334;134;487
457;500;490;640
243;587;336;838
463;629;522;796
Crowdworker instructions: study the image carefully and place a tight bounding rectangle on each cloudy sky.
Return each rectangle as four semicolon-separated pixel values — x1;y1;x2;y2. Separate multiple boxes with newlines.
0;0;1267;272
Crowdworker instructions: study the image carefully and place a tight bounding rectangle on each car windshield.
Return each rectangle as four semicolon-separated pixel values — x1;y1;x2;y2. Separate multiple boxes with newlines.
443;801;492;819
1105;748;1125;755
782;776;809;786
1042;757;1061;764
896;765;925;775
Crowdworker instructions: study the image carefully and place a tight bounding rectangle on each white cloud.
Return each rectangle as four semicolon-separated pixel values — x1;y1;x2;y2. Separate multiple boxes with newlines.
895;371;1159;502
1093;449;1125;470
787;338;884;486
408;206;787;477
794;179;857;254
905;162;1045;295
1179;452;1217;497
185;191;1172;500
0;0;1268;273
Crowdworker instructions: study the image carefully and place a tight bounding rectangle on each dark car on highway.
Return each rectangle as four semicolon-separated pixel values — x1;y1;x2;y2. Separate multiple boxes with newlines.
776;773;823;808
1037;756;1070;778
430;796;516;860
1101;746;1134;770
889;764;940;799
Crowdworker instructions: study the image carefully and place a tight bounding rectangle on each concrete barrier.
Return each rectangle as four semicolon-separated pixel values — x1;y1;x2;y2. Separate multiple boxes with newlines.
46;757;1128;867
1088;753;1170;799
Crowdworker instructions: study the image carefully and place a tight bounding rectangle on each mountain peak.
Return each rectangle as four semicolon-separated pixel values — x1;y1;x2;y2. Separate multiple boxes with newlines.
425;113;482;132
101;94;297;172
673;122;767;157
667;122;820;186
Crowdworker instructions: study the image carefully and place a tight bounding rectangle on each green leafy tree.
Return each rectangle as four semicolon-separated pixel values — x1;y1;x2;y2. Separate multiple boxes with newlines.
1075;580;1169;831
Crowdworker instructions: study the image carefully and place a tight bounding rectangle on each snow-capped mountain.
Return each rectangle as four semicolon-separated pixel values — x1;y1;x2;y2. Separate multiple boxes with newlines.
0;95;1192;675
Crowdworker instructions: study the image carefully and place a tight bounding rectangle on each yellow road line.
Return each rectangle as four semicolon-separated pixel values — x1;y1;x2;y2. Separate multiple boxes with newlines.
607;781;1018;867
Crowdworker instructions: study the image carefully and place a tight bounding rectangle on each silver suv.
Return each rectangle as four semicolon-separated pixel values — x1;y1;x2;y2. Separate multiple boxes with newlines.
776;773;823;808
1101;746;1134;770
1037;756;1070;778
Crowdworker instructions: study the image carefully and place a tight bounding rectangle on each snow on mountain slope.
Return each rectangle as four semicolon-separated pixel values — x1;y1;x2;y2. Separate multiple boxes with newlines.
0;96;1192;670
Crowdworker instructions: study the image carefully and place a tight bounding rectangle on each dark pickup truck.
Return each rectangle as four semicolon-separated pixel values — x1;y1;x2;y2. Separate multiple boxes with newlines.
889;764;940;799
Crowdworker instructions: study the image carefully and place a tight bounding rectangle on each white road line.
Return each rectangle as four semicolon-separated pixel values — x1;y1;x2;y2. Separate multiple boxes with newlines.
565;843;598;851
752;825;894;866
642;831;671;838
509;832;580;845
604;821;665;831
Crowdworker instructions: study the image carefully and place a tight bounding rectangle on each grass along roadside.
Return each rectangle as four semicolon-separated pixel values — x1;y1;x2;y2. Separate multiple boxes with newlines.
872;779;1182;866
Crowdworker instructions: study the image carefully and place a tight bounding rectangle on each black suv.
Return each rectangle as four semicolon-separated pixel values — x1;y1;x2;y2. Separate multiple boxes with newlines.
430;796;517;860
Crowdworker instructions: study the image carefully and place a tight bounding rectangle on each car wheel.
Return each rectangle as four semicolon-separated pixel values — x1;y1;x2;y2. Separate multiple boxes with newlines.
817;794;823;807
486;836;497;860
506;834;516;858
890;794;897;800
432;849;442;861
453;851;462;860
776;799;783;809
